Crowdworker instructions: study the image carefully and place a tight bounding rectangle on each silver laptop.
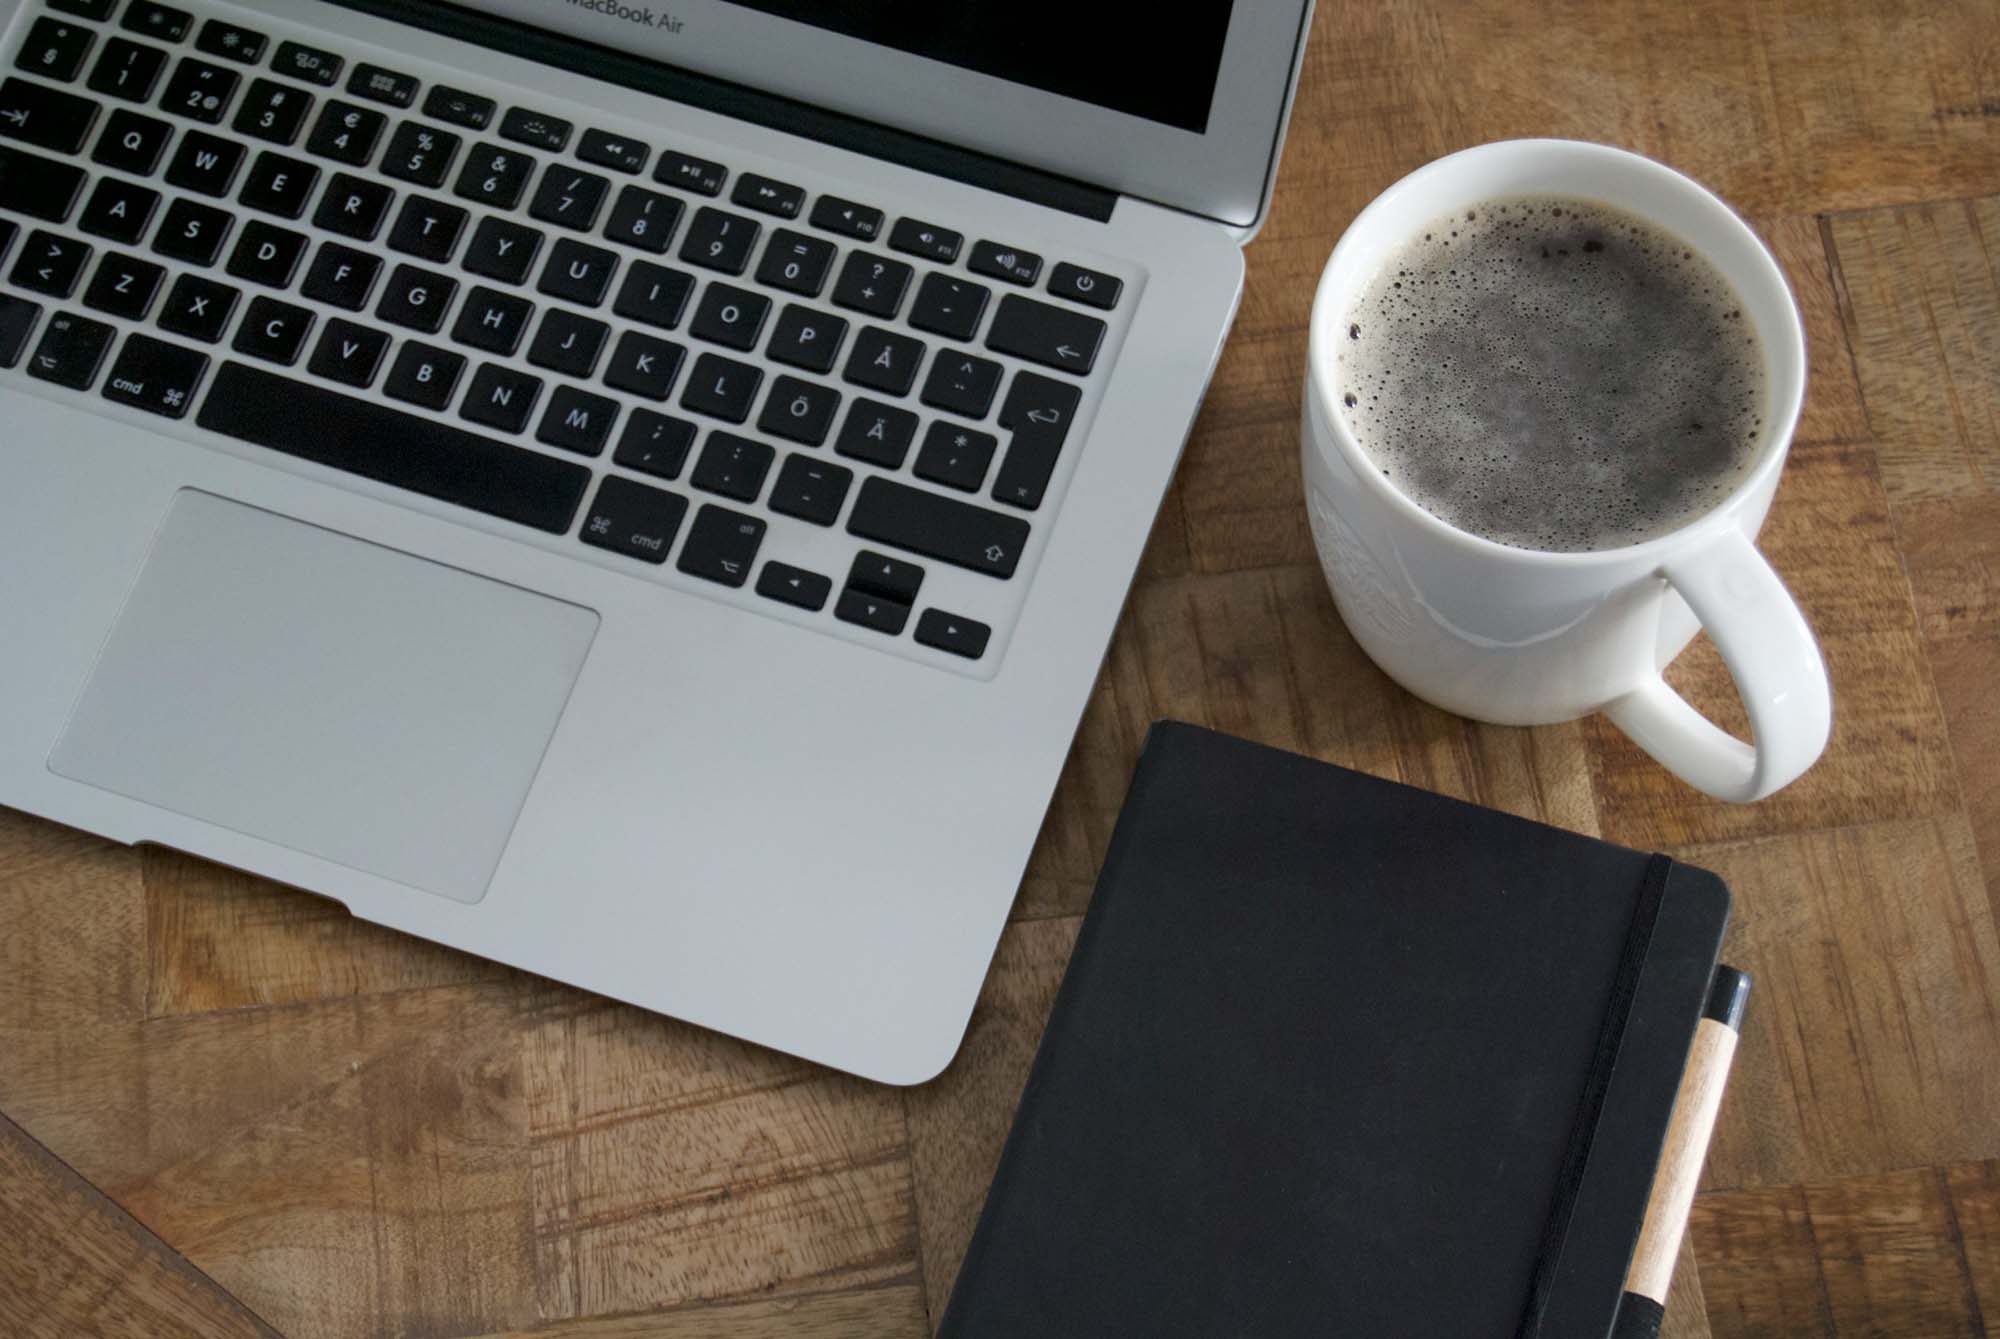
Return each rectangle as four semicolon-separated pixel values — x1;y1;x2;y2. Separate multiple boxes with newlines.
0;0;1312;1082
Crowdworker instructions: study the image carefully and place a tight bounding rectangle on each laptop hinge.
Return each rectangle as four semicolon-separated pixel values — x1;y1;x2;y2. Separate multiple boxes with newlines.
325;0;1120;223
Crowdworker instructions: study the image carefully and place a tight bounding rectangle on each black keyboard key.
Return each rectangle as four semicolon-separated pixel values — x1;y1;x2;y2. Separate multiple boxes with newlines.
121;2;191;44
833;397;917;469
969;239;1041;286
849;550;924;603
272;41;340;87
914;420;998;491
151;197;230;264
678;351;760;423
1048;260;1120;309
376;262;455;333
528;164;609;231
602;329;683;400
909;272;990;342
537;237;617;306
537;384;618;456
808;194;881;242
300;241;379;309
238;150;318;218
835;586;908;636
160;57;237;124
676;503;763;586
105;331;206;416
12;230;90;297
992;369;1082;510
461;361;541;433
654;149;723;195
756;373;840;446
0;294;41;368
49;0;118;19
578;127;646;174
18;17;95;83
889;216;960;263
526;305;608;377
0;145;86;221
767;454;851;527
381;339;463;410
387;195;467;262
25;309;113;387
848;476;1029;579
306;99;384;165
349;63;418;108
691;430;773;502
603;184;680;253
499;105;569;151
730;171;802;219
198;362;589;533
755;228;834;297
93;108;173;173
233;77;312;145
306;316;389;387
313;171;394;240
156;271;237;342
689;281;768;351
915;608;990;659
195;20;267;65
381;119;459;188
0;76;100;153
612;409;695;480
451;285;531;354
78;176;160;244
462;214;542;283
921;350;1004;419
766;303;845;373
830;250;911;319
163;129;242;195
580;475;686;563
757;561;831;612
985;292;1105;375
844;325;926;396
611;259;692;330
83;249;164;318
422;85;492;130
0;217;13;265
87;37;167;101
678;205;757;274
232;294;313;364
453;141;535;208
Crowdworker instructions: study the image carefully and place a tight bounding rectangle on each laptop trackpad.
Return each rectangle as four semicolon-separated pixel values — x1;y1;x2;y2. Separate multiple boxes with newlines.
49;490;598;904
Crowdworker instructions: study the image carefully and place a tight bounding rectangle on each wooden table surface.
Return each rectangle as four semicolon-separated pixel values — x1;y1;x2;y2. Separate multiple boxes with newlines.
6;2;2000;1335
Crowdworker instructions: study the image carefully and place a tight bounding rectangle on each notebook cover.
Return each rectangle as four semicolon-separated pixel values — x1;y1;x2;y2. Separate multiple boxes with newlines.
938;722;1729;1339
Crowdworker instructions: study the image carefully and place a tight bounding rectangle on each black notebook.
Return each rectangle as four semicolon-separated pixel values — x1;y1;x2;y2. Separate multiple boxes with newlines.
939;722;1730;1339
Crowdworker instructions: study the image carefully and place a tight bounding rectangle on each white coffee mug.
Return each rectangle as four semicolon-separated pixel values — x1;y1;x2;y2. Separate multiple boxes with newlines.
1301;140;1830;803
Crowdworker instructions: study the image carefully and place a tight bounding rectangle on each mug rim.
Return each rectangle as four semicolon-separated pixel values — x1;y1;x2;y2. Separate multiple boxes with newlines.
1306;138;1808;568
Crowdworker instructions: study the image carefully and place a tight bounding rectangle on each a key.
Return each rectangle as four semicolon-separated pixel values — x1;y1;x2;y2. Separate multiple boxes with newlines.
93;108;173;173
909;272;991;342
376;262;456;333
612;409;696;480
602;329;684;400
914;608;991;659
122;2;192;43
767;303;846;373
381;339;464;410
453;142;536;209
730;171;803;219
755;228;834;297
348;64;418;108
12;230;91;298
300;241;380;309
675;503;764;587
766;453;852;527
102;337;203;415
233;78;312;145
0;145;87;221
991;370;1083;510
537;237;618;306
808;194;881;241
87;38;168;102
238;151;319;219
0;76;100;154
969;240;1041;286
160;57;238;124
499;105;569;151
847;476;1030;579
17;16;95;81
691;430;774;502
848;550;924;603
529;164;610;231
381;120;459;188
306;99;385;165
843;325;927;396
78;177;161;244
312;171;395;240
654;149;724;195
830;250;912;319
536;385;618;456
49;0;118;19
199;362;589;532
0;293;42;368
83;250;165;319
462;215;542;283
272;41;341;87
678;351;760;422
460;361;542;433
151;197;231;265
163;129;243;195
835;586;909;636
678;205;758;274
689;282;769;351
232;295;314;365
527;306;609;377
604;184;681;253
195;20;267;65
985;293;1106;375
757;561;832;612
1047;260;1120;309
889;216;961;263
421;85;492;130
306;317;390;387
756;373;840;446
612;259;693;329
579;475;687;564
0;217;13;266
578;127;646;174
27;310;115;388
921;351;1004;419
387;195;468;262
833;397;917;469
914;420;998;491
155;272;238;342
450;285;532;354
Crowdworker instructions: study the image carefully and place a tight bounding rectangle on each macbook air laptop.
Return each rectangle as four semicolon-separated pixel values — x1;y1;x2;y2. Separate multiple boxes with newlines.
0;0;1313;1083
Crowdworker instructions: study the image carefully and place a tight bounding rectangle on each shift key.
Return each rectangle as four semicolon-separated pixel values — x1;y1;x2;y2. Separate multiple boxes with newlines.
847;476;1030;580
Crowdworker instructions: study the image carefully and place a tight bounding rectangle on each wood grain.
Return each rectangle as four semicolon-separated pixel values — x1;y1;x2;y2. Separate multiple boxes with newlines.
463;1285;929;1338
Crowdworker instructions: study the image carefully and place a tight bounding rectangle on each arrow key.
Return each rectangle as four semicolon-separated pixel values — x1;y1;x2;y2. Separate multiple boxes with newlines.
11;229;91;298
915;608;990;660
848;549;923;603
835;585;910;637
756;561;831;612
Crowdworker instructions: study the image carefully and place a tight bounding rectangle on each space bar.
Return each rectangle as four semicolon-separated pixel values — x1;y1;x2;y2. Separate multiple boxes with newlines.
196;362;591;535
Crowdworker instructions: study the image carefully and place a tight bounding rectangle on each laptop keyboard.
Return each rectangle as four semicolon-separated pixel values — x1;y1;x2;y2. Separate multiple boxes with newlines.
0;0;1134;673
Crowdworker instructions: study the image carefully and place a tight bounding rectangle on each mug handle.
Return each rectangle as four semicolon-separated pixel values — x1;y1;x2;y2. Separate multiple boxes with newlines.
1603;528;1830;802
